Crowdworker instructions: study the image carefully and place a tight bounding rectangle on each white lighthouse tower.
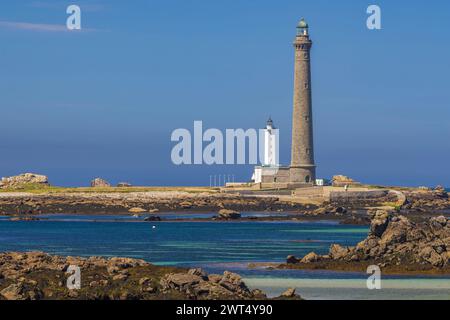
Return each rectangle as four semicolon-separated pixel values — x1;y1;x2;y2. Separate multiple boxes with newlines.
252;118;280;183
263;117;278;166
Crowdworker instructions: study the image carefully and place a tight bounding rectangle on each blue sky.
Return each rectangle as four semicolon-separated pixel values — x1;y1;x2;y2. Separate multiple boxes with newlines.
0;0;449;187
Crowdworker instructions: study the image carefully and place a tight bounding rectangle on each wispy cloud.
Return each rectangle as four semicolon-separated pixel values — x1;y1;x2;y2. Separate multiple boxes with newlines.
0;21;98;32
0;21;68;32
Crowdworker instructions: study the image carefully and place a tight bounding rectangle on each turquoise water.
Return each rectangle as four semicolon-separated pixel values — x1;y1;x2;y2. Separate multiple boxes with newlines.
0;214;449;300
0;215;361;264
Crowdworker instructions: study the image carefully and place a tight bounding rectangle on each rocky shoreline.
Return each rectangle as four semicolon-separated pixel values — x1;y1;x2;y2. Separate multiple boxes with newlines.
0;186;448;225
0;191;313;216
0;174;448;223
282;211;450;275
0;252;300;300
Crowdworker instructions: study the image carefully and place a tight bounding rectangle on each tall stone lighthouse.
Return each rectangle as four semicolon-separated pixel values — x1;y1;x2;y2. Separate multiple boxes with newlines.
290;18;316;185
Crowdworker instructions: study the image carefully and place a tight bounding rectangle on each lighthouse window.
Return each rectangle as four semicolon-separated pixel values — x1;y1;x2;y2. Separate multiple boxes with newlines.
305;116;309;121
306;148;310;155
304;83;309;89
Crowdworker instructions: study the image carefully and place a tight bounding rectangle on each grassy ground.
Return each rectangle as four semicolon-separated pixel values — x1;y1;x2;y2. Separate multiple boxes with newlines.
365;184;418;191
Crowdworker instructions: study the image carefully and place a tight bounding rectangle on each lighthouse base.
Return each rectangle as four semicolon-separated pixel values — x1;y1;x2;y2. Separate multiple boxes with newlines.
289;165;316;185
251;165;316;189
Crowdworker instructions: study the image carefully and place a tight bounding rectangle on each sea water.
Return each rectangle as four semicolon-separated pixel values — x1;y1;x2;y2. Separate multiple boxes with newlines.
0;213;449;300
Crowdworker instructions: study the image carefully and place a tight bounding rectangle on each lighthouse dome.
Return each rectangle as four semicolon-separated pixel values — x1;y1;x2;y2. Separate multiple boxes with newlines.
297;18;308;29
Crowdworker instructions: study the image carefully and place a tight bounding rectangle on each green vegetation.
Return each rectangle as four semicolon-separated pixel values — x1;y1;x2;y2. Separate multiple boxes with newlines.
365;184;416;191
380;201;403;210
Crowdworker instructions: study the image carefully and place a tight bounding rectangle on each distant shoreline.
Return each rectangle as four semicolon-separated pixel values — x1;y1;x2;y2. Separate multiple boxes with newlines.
0;185;449;225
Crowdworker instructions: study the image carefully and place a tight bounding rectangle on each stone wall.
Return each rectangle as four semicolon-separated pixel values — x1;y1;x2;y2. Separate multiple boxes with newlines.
329;190;395;205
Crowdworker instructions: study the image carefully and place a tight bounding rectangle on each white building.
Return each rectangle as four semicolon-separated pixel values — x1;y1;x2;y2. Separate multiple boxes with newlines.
252;118;280;183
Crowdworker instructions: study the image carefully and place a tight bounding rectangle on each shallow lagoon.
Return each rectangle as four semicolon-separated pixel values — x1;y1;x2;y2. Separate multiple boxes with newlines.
0;213;449;299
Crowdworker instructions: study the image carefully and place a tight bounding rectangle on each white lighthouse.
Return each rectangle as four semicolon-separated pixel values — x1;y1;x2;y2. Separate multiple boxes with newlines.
263;117;278;166
252;118;280;183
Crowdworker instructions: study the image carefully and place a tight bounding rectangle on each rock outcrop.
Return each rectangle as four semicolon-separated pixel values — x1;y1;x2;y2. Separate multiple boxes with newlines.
280;288;299;298
403;187;449;211
217;209;241;220
144;216;161;221
128;207;146;213
117;182;132;187
90;178;111;188
160;270;264;300
0;173;49;189
0;252;275;300
331;175;359;187
289;211;450;269
300;252;321;263
433;185;448;199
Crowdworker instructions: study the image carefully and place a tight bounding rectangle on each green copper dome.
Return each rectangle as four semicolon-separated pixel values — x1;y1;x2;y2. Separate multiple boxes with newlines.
297;18;308;29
